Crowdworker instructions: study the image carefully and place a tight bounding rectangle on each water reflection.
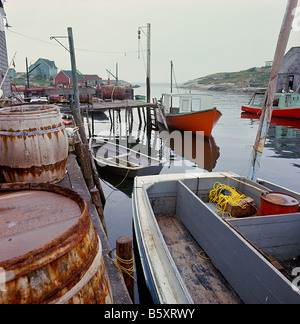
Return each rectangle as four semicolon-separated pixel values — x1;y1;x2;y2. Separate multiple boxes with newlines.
241;112;300;159
162;130;220;172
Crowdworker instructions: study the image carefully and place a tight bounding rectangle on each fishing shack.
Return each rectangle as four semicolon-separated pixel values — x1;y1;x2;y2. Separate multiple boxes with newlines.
277;46;300;93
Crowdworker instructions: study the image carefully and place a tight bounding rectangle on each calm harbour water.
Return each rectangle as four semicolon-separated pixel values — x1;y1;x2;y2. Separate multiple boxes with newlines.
88;83;300;303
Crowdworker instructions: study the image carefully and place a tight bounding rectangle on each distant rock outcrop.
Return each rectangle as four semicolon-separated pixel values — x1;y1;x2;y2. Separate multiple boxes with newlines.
182;66;271;93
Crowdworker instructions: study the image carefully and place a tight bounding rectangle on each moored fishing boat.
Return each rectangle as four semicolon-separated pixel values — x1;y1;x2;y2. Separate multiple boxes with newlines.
158;93;222;137
90;137;163;178
132;172;300;304
242;91;300;119
133;0;300;304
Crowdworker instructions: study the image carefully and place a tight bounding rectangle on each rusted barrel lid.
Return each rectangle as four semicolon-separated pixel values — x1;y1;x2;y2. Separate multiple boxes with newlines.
0;104;59;115
0;183;83;263
261;192;299;207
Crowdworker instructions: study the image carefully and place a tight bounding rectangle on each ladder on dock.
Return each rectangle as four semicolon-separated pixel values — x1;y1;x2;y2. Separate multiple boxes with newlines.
153;99;169;132
149;106;158;131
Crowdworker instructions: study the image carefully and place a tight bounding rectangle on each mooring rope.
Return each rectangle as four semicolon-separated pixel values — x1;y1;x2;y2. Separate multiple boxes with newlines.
113;252;136;282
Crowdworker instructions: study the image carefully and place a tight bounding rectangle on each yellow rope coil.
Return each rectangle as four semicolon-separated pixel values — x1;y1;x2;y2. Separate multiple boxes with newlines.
113;252;136;282
209;182;247;217
199;251;210;260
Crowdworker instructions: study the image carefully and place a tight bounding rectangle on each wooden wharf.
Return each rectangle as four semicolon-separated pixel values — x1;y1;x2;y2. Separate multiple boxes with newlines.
59;99;165;134
59;99;157;113
59;153;132;304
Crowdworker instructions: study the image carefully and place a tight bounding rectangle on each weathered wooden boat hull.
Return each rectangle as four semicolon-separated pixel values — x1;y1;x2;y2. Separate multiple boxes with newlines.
241;105;300;119
133;172;300;304
91;138;162;179
158;108;222;137
100;163;163;178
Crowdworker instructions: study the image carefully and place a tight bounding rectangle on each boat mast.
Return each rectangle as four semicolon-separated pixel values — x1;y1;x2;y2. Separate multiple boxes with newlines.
146;23;151;103
171;60;173;108
171;60;173;94
247;0;298;181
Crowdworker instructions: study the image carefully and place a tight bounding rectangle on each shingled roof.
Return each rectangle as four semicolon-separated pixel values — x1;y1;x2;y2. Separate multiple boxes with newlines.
39;58;57;69
62;70;85;80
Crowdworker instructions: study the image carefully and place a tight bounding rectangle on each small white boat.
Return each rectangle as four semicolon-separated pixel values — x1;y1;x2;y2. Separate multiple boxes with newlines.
90;138;163;178
30;97;48;104
133;172;300;304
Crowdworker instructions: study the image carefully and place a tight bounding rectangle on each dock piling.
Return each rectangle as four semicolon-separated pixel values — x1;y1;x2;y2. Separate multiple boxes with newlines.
115;236;135;303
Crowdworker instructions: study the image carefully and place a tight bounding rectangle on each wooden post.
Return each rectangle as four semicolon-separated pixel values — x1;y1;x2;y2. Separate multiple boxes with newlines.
91;110;95;137
90;187;107;235
116;236;135;303
248;0;298;181
142;107;146;124
137;107;142;125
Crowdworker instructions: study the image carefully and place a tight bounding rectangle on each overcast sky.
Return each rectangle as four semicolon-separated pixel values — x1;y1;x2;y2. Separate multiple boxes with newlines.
3;0;300;84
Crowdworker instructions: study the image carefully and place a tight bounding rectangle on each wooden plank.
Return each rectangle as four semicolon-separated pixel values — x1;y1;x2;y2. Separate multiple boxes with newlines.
176;180;300;304
258;179;300;202
156;214;242;304
59;154;133;304
228;214;300;260
87;100;158;112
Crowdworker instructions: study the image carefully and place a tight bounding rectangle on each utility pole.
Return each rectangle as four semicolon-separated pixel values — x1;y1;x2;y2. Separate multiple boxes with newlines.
67;27;107;233
26;58;29;90
116;63;119;86
67;27;88;145
138;23;152;138
171;60;173;109
146;23;152;139
171;60;173;94
146;23;151;103
25;57;41;91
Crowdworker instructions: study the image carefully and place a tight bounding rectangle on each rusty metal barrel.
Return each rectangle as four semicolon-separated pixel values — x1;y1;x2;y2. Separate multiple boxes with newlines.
0;104;68;183
102;85;126;100
259;192;300;216
0;183;113;304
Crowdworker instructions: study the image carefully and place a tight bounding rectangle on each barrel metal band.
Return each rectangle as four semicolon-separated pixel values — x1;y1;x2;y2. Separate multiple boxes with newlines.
0;125;65;136
50;236;103;305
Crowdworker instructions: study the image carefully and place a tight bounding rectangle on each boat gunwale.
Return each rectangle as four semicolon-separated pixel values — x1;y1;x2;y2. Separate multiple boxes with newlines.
90;138;162;171
133;172;300;304
164;107;222;117
133;176;194;304
241;105;300;119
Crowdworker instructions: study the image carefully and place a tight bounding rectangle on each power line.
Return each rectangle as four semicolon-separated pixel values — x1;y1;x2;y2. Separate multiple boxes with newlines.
7;29;145;55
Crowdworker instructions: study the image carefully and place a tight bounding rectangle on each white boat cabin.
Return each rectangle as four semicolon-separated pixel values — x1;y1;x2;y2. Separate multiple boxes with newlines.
250;92;300;108
161;93;214;114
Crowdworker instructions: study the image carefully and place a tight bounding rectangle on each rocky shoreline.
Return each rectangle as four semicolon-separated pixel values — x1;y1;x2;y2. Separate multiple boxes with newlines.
180;81;266;94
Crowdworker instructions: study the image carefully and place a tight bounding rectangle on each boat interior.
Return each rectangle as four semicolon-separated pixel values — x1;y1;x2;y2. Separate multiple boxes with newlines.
143;174;300;303
91;138;160;169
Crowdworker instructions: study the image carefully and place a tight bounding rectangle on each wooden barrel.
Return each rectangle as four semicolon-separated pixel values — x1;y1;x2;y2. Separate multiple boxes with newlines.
0;104;68;183
0;183;113;304
102;85;126;100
